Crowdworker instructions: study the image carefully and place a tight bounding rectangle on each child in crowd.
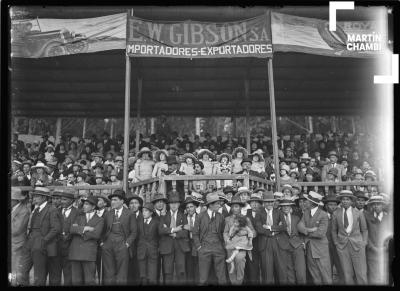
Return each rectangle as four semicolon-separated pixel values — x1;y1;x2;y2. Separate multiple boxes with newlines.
231;147;248;174
250;150;265;174
134;147;155;181
225;215;253;273
190;160;207;194
215;153;233;189
179;153;196;175
197;149;214;175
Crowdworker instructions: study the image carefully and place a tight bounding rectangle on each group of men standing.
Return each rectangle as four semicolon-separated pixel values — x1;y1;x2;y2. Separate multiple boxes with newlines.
10;184;391;286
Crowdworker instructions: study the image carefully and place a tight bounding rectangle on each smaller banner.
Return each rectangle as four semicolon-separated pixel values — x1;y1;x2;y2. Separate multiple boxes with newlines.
271;12;390;58
126;13;272;58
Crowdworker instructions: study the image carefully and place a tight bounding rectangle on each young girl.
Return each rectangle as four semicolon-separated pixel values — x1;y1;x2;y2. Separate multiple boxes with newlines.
152;149;168;178
134;147;155;181
250;150;265;174
215;153;233;189
231;147;248;174
197;149;214;175
179;153;197;175
225;215;254;273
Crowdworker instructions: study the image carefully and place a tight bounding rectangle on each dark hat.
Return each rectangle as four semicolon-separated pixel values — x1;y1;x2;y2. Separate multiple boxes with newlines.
327;168;339;177
198;149;214;160
223;186;236;195
354;191;369;201
323;194;340;204
11;188;26;201
182;196;200;207
240;158;253;165
279;198;295;206
328;151;338;158
97;194;111;206
126;194;143;206
228;194;245;207
305;167;315;176
77;172;87;180
298;193;307;201
151;193;168;204
142;202;155;212
204;192;222;206
53;188;75;200
166;155;179;165
108;189;126;201
93;163;104;170
338;190;355;200
81;196;98;209
248;193;263;203
32;187;52;197
262;191;275;202
168;191;181;203
91;152;104;159
217;191;229;202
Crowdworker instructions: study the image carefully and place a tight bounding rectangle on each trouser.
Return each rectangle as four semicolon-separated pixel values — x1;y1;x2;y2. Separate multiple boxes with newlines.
11;246;24;286
366;246;388;285
162;241;187;285
226;249;246;285
329;242;345;284
127;250;140;285
102;239;129;285
244;249;261;285
47;254;62;285
96;245;104;284
17;247;48;286
71;261;96;285
156;255;165;284
306;242;332;284
138;252;158;285
336;242;367;285
284;245;307;284
198;244;227;285
185;253;199;285
260;237;286;284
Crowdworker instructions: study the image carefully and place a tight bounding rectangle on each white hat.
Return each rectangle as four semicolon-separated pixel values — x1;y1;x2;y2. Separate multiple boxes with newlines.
304;191;324;206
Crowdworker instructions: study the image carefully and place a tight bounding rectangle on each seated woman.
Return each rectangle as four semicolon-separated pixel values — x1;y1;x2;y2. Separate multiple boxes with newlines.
30;162;50;186
250;150;266;174
152;149;168;178
231;147;248;174
179;153;197;175
134;147;155;182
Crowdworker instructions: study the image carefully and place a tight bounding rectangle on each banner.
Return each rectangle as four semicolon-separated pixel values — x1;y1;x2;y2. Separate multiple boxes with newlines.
271;12;390;58
126;13;272;58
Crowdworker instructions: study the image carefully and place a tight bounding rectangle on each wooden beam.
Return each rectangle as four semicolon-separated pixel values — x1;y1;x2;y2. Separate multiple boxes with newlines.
123;55;131;194
245;79;251;153
135;78;143;153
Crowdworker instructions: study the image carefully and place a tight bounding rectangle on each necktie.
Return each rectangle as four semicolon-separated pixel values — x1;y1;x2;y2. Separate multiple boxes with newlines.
62;208;66;217
86;213;90;223
189;215;193;230
344;208;349;229
145;218;149;224
285;213;291;234
171;212;176;228
266;211;272;226
115;210;119;221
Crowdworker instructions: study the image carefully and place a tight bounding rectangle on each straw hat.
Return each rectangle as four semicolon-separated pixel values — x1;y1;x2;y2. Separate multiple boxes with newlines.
299;153;311;160
191;191;204;204
237;187;251;196
217;153;232;163
250;151;265;161
32;187;52;197
248;193;263;203
154;149;168;162
280;165;290;174
262;191;275;202
137;147;152;159
279;198;295;206
303;191;324;206
368;195;385;204
204;192;222;206
338;190;356;201
281;184;293;193
198;149;214;160
31;162;49;172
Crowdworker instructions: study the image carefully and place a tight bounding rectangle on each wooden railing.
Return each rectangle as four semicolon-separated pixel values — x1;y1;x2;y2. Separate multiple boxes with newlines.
12;185;124;197
284;181;383;194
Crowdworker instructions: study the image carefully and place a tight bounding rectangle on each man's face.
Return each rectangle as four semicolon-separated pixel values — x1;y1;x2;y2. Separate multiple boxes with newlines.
281;205;291;215
231;204;241;215
76;176;83;183
263;201;274;210
240;192;250;202
110;175;117;182
326;202;338;214
97;198;106;210
168;164;178;172
60;197;74;208
242;162;251;171
23;164;30;173
341;197;352;209
111;197;124;209
83;201;95;213
250;201;261;211
341;160;348;168
329;155;338;163
96;178;102;184
225;192;233;202
208;201;221;212
155;200;165;211
32;194;46;206
129;199;141;212
372;203;383;214
303;200;313;210
186;203;197;216
283;189;291;197
67;174;75;182
309;159;316;167
116;160;123;167
52;196;61;207
298;199;306;211
169;202;180;212
355;198;367;209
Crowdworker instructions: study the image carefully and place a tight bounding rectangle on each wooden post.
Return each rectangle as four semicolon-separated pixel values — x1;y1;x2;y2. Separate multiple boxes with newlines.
245;79;251;153
135;78;142;153
195;117;201;136
123;55;131;193
150;117;155;134
110;119;114;138
351;116;356;134
308;116;313;133
82;118;87;138
267;59;281;192
55;118;62;145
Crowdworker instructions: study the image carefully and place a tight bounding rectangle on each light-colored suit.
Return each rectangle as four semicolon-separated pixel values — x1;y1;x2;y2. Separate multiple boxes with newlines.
297;207;332;284
331;207;368;285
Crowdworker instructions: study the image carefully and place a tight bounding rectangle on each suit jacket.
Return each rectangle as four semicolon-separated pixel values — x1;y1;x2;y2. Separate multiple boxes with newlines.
158;211;190;255
102;207;137;247
58;207;80;256
278;212;304;250
69;213;104;261
186;212;200;256
364;210;390;248
25;203;61;257
297;207;329;259
246;209;259;252
220;205;231;218
137;216;159;260
321;163;344;181
331;207;368;251
254;208;287;251
11;202;31;250
192;211;225;250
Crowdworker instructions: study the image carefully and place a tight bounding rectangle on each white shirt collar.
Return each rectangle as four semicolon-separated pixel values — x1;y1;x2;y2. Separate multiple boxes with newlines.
342;206;353;233
310;206;318;217
12;202;21;213
38;201;47;212
374;211;383;221
145;216;152;224
86;211;95;221
97;208;105;216
207;208;214;219
115;207;123;217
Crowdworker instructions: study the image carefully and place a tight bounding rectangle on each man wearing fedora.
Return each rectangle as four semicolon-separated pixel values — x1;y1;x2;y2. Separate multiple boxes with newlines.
364;195;391;285
49;189;80;285
127;194;143;285
18;187;61;286
321;151;344;182
354;190;369;212
192;192;227;285
182;196;201;284
324;194;345;284
331;190;368;285
223;195;256;285
95;194;110;284
69;196;104;285
244;192;263;285
278;198;306;284
255;191;287;284
136;202;160;285
217;192;231;218
101;190;137;285
237;158;258;177
158;191;190;284
297;191;332;284
10;188;30;285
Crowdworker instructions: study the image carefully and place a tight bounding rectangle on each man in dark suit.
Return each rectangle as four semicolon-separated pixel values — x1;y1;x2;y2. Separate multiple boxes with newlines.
49;189;79;286
101;190;137;285
10;188;30;286
236;158;259;177
255;191;287;284
321;151;344;182
137;203;160;285
182;196;201;285
127;194;143;285
69;196;104;285
331;190;368;285
217;192;231;218
95;194;109;284
278;198;306;284
244;192;262;285
158;191;190;284
17;187;61;286
192;192;227;285
297;191;332;284
364;195;391;285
